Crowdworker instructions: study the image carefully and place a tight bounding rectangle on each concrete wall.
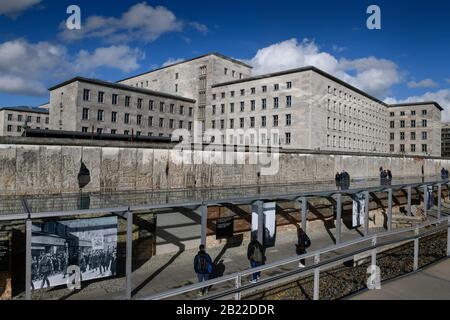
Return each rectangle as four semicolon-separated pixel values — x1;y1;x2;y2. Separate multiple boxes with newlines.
1;139;449;197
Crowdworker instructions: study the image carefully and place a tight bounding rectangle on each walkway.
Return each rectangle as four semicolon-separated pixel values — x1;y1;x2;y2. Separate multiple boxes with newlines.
349;258;450;300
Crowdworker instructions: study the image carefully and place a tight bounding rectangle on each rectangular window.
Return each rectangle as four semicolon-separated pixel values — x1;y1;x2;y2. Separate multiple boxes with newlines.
170;104;174;113
240;89;245;96
400;144;405;152
97;110;104;121
262;86;267;93
112;94;118;105
111;112;117;123
411;120;416;128
422;144;427;153
7;114;12;121
422;119;427;127
160;102;165;112
124;130;130;135
400;120;405;128
251;100;256;111
83;89;90;101
390;121;395;128
169;119;174;129
422;109;427;116
250;117;255;128
137;98;143;109
220;120;225;129
82;127;88;133
7;125;12;132
148;116;153;127
230;91;235;98
159;118;164;128
411;132;416;140
287;81;292;89
411;144;416;152
212;105;216;115
98;91;104;103
261;116;266;127
390;112;395;117
273;115;279;127
82;108;89;120
221;104;225;114
240;101;245;112
149;100;154;110
400;132;405;140
124;113;130;124
125;96;131;107
422;132;428;140
229;119;234;129
285;132;291;145
390;132;395;140
97;128;103;134
390;144;395;152
240;118;244;128
262;99;267;110
37;117;41;123
286;96;292;107
188;107;193;117
286;114;292;126
230;103;234;113
411;110;416;116
274;84;279;91
180;106;184;115
211;120;216;129
274;97;279;109
137;115;142;125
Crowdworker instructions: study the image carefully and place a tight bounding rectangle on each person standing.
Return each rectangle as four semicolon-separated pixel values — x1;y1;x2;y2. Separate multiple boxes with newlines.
193;244;213;296
38;252;53;289
335;172;341;190
296;228;311;268
247;238;265;283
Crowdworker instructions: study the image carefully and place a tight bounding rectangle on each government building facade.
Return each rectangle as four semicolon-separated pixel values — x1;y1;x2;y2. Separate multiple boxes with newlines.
0;52;443;156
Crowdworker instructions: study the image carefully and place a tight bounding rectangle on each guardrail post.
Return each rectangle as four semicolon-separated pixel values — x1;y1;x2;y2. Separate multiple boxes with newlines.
256;201;264;244
336;193;342;244
235;274;242;300
423;185;428;217
407;186;412;216
387;188;393;231
364;191;370;237
126;211;133;299
313;254;320;301
25;218;32;301
371;235;377;267
438;184;442;219
301;197;308;232
200;203;208;246
414;227;420;271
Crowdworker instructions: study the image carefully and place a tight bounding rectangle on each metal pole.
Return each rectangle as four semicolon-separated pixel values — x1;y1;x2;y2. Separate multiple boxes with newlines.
414;228;420;271
257;201;264;244
235;274;242;300
387;188;393;231
364;191;370;237
336;194;342;244
447;218;450;257
438;184;442;219
25;218;32;300
301;197;307;232
423;185;428;217
407;186;412;216
200;203;208;246
125;211;133;299
313;254;320;301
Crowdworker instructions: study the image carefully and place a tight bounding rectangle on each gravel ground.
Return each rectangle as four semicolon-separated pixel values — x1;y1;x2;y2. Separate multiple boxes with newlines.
245;231;448;300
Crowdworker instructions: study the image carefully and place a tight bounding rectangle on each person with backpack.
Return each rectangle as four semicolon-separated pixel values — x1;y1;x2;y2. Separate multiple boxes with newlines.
247;238;264;283
296;228;311;268
193;244;213;296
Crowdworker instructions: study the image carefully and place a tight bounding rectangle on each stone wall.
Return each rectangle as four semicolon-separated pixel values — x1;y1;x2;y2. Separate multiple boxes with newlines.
1;139;450;196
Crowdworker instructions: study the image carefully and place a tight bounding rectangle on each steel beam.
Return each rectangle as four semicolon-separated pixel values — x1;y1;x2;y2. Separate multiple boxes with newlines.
200;204;208;246
414;228;420;271
407;186;412;216
423;185;428;217
301;197;307;232
256;201;264;244
125;211;133;299
25;218;32;300
364;191;370;236
438;184;442;219
335;194;342;244
313;254;320;301
387;189;393;231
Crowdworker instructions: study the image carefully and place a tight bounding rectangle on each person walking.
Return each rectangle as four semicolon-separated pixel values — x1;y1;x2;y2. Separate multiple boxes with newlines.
247;238;265;283
296;228;311;268
193;244;213;296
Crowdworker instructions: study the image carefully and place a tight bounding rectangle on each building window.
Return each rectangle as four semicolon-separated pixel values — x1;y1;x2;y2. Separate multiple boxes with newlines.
229;119;234;129
286;114;292;126
422;119;427;127
211;120;216;129
261;116;266;127
111;112;117;123
17;126;22;132
220;120;225;129
285;132;291;145
98;91;104;103
175;84;178;93
82;127;88;133
240;118;244;128
179;106;184;115
251;100;256;111
240;102;245;112
7;114;12;121
230;103;234;113
148;116;153;127
125;96;131;107
274;97;279;109
221;104;225;114
286;96;292;107
250;117;255;128
83;89;90;101
112;94;118;105
411;110;416;116
411;120;416;128
159;118;164;128
251;88;256;94
400;120;405;128
422;144;427;153
390;144;395;152
37;117;41;123
274;84;279;91
262;99;267;110
224;68;228;75
422;110;427;116
212;105;216;115
188;107;193;117
149;100;154;110
411;144;416;152
400;132;405;140
26;116;31;122
97;128;103;134
137;98;143;109
124;130;130;135
400;144;405;152
7;125;12;132
390;132;395;140
82;108;89;120
400;111;405;116
262;86;267;93
124;113;130;124
390;112;395;117
137;115;142;126
390;121;395;128
212;94;216;100
170;104;174;113
230;91;235;98
169;119;174;129
287;81;292;89
422;132;428;140
273;115;279;127
240;89;245;96
411;132;416;140
160;102;165;112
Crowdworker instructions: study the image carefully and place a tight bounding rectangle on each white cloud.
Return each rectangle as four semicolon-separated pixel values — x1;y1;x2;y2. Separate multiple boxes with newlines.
0;0;41;18
332;45;347;53
161;58;185;67
245;38;401;97
385;89;450;121
407;78;438;89
0;39;143;96
59;2;205;44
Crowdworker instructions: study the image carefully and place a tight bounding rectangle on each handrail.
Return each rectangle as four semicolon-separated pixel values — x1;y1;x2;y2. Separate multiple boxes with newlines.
141;216;450;300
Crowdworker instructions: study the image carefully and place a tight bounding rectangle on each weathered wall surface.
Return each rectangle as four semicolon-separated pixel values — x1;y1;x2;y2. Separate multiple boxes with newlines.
1;142;449;196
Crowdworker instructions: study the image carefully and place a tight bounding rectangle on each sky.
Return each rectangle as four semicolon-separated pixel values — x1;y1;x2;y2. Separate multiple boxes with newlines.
1;0;450;119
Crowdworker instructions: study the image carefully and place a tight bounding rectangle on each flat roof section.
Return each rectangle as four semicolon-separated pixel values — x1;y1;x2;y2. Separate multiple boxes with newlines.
212;66;388;107
48;77;196;103
0;106;49;114
117;52;253;83
388;101;444;111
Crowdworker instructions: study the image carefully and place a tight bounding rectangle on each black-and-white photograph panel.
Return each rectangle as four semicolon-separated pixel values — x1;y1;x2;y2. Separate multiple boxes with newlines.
251;202;277;247
352;193;366;228
31;217;118;290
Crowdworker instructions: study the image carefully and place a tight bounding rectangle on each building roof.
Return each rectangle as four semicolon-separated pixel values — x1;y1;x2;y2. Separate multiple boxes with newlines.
116;52;253;83
388;101;444;111
48;77;196;103
212;66;389;106
0;106;49;114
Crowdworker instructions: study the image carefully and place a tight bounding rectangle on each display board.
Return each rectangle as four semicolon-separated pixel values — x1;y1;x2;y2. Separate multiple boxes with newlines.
352;193;366;228
0;241;9;272
216;216;234;239
31;216;118;290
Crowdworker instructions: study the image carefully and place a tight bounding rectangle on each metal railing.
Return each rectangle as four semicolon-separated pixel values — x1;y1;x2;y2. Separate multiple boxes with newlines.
142;216;450;300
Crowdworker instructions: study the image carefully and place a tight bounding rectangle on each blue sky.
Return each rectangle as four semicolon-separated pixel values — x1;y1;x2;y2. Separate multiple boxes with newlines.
1;0;450;118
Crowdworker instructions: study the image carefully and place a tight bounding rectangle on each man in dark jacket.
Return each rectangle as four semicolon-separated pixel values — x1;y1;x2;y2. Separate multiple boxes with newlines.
194;245;213;296
335;172;341;189
296;228;311;268
247;238;264;283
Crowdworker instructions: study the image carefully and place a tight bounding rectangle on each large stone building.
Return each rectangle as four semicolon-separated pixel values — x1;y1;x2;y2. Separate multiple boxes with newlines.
441;122;450;157
0;106;49;137
0;52;444;156
48;77;196;138
388;102;442;156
